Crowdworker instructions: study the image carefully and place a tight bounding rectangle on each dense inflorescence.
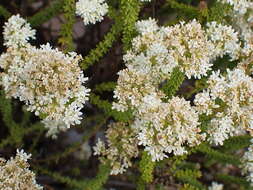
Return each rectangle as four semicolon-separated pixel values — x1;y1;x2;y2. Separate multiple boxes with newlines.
75;0;108;25
195;69;253;145
110;17;244;165
0;149;43;190
218;0;253;44
124;19;216;80
133;96;205;161
206;21;241;60
75;0;151;26
217;0;253;15
113;18;242;115
2;14;35;48
94;122;139;175
0;15;90;137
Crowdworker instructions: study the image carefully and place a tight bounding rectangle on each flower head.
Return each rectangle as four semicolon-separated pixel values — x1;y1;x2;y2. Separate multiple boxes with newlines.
1;15;90;137
3;14;35;48
94;122;139;175
134;97;205;161
195;68;253;145
76;0;108;25
0;149;43;190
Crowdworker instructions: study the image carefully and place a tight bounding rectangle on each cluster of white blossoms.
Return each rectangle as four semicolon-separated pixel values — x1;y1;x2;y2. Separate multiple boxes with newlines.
133;96;205;161
208;182;224;190
75;0;153;25
76;0;108;25
232;2;253;75
113;18;242;113
112;68;165;112
217;0;253;15
218;0;253;43
241;140;253;186
0;15;90;137
206;21;241;60
93;122;139;175
109;18;245;163
194;68;253;145
0;149;43;190
162;20;215;79
238;44;253;77
234;12;253;44
125;19;216;80
3;14;36;48
75;0;152;25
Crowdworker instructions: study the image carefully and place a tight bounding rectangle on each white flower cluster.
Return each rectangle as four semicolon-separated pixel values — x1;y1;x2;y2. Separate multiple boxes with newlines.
126;19;215;80
206;21;241;60
0;149;43;190
94;122;139;175
113;18;243;112
112;68;165;112
233;13;253;43
218;0;253;43
133;96;205;161
194;68;253;145
228;2;253;63
0;15;90;137
238;45;253;76
3;14;35;48
208;182;224;190
162;20;215;79
232;4;253;74
217;0;253;15
76;0;108;25
110;18;244;162
241;140;253;186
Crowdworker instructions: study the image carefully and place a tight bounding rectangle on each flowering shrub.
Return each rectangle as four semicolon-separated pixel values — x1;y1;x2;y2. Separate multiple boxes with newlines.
1;0;253;189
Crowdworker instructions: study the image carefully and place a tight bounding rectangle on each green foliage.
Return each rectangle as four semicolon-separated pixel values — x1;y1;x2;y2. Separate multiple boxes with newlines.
207;1;232;23
166;154;206;190
220;135;252;152
139;151;155;183
84;162;111;190
94;82;116;93
185;76;209;99
37;115;106;164
36;162;110;190
175;169;205;190
0;90;24;144
58;0;75;52
0;5;11;19
120;0;140;51
155;184;167;190
28;0;64;27
0;91;16;130
136;178;146;190
180;184;199;190
165;0;200;20
161;67;185;99
89;93;133;122
80;16;122;70
35;166;88;189
216;174;253;190
196;143;241;166
198;114;212;132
